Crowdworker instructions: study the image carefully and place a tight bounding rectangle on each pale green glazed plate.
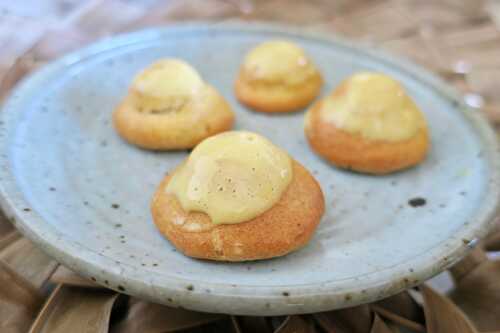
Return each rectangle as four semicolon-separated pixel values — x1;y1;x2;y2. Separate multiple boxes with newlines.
0;23;499;315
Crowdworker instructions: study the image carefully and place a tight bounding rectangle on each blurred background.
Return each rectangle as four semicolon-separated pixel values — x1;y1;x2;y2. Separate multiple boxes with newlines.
1;1;500;332
1;0;500;124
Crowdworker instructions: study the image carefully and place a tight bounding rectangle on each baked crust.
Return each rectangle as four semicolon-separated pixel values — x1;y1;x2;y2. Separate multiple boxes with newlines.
305;100;430;174
151;160;325;261
113;85;234;150
234;71;323;113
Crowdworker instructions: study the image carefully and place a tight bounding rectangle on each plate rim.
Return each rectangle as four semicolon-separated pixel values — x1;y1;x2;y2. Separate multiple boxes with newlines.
1;21;499;315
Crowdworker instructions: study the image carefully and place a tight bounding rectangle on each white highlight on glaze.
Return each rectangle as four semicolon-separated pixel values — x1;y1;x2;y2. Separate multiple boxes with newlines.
130;59;206;112
166;131;292;225
243;40;317;85
173;215;186;226
183;222;203;232
320;72;427;142
132;59;203;97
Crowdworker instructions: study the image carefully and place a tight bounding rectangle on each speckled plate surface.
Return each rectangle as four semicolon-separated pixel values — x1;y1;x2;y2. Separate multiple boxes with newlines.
0;23;499;316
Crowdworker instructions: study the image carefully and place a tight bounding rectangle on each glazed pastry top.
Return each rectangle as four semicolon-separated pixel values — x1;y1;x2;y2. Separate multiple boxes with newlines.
319;72;427;142
242;40;318;86
166;131;293;225
129;59;205;112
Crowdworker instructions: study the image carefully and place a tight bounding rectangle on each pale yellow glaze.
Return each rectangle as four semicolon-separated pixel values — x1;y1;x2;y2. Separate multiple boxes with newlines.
243;40;317;86
320;72;427;142
166;131;293;225
130;59;205;112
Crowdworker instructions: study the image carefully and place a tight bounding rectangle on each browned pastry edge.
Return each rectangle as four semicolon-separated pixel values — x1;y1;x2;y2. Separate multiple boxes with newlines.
234;72;323;113
305;100;430;174
113;85;234;150
151;160;325;261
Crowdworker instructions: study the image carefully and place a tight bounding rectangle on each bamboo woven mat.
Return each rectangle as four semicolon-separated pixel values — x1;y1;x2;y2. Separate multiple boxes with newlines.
1;1;500;332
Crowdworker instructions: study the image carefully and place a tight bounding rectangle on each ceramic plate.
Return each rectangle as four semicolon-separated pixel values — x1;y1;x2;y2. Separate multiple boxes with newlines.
1;23;499;316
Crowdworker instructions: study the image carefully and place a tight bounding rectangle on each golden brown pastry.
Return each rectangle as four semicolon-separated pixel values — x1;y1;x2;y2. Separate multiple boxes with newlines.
235;40;323;113
305;72;430;174
113;59;234;150
151;131;325;261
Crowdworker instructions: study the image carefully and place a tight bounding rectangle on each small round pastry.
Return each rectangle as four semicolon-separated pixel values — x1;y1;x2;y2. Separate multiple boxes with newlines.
305;72;430;174
235;40;323;113
113;59;234;150
151;131;325;261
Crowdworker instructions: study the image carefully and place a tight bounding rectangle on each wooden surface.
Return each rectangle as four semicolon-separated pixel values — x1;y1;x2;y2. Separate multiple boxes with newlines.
1;0;500;332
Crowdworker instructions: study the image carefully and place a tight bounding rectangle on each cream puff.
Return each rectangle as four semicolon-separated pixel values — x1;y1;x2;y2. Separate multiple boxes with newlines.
235;40;323;113
113;59;234;150
305;72;430;174
151;131;325;261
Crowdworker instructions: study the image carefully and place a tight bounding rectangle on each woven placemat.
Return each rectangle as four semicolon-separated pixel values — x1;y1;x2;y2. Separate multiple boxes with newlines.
1;1;500;332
